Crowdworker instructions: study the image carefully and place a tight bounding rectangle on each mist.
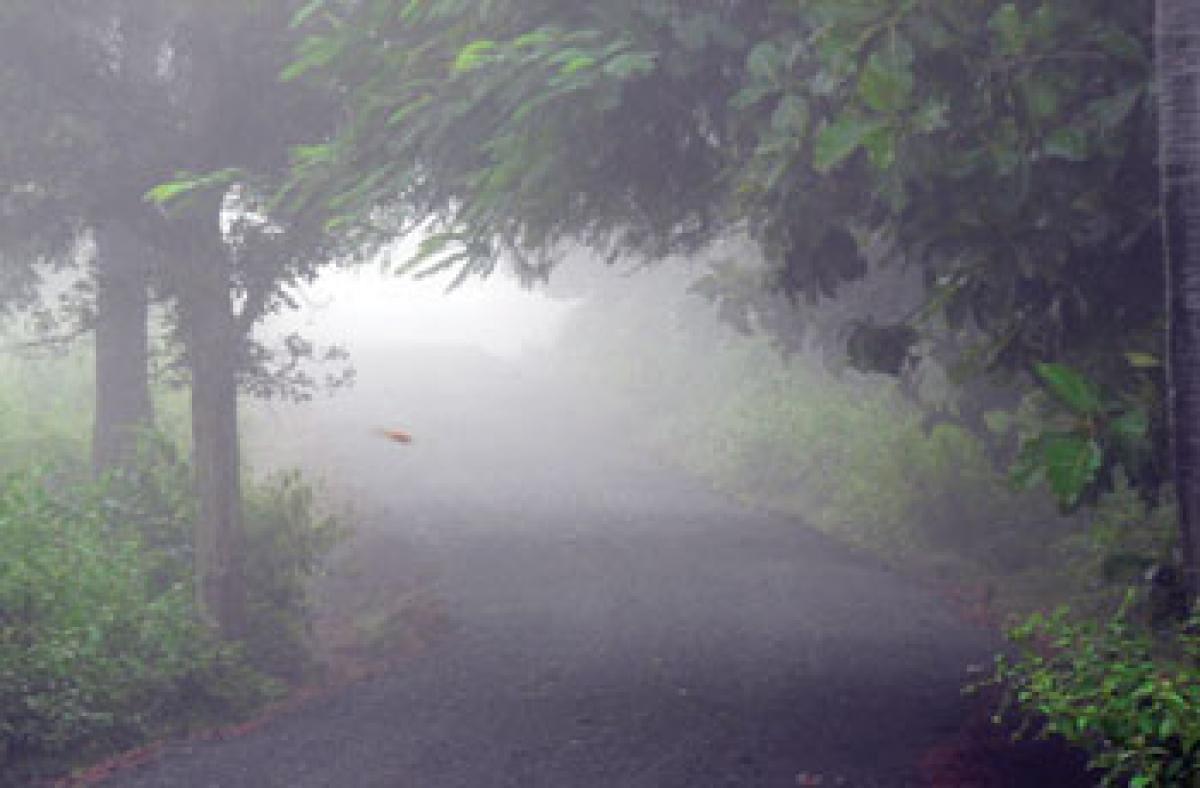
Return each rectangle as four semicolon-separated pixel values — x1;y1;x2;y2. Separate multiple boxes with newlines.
3;1;1187;785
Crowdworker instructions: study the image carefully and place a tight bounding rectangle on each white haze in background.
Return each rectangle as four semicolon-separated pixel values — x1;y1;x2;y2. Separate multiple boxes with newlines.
263;262;579;360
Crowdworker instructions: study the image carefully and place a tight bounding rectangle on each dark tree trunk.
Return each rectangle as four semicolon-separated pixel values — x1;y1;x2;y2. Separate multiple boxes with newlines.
183;261;244;638
183;243;246;640
1158;0;1200;600
92;219;153;475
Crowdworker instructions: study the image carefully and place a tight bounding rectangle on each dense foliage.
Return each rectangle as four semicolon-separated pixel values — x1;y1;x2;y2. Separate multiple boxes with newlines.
283;0;1157;375
984;596;1200;786
0;345;346;778
272;0;1173;527
0;467;274;781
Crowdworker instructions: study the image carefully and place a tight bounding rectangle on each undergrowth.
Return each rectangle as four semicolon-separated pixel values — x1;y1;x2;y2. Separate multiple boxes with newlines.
980;593;1200;787
0;345;348;781
0;465;278;782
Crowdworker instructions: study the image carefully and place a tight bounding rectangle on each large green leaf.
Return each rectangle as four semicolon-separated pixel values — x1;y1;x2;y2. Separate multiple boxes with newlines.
1034;363;1103;415
813;114;883;172
1041;432;1102;506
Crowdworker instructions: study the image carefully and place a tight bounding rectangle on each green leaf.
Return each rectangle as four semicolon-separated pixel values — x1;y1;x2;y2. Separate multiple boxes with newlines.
387;95;432;127
1125;352;1161;369
988;4;1025;55
1087;86;1143;131
747;40;782;81
983;410;1013;434
602;52;657;79
1042;433;1102;506
1023;77;1060;121
512;29;554;49
1043;127;1090;161
813;114;883;173
453;40;498;73
1108;409;1149;443
144;181;195;205
771;94;809;136
912;98;949;133
560;54;597;75
288;0;326;29
857;49;914;114
143;168;241;207
1010;439;1047;489
730;83;776;110
1091;24;1146;63
289;0;327;30
861;124;896;170
1035;363;1103;415
281;35;340;82
290;143;333;165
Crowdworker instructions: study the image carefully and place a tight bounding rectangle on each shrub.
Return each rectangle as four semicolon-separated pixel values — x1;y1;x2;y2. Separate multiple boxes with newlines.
97;431;348;682
241;470;347;683
0;468;277;782
100;436;349;683
983;594;1200;787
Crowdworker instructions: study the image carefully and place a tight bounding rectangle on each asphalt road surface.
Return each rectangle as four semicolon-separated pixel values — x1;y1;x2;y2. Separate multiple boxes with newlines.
104;351;1023;787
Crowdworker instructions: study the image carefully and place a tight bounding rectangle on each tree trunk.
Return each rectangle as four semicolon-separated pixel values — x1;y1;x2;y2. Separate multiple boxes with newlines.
92;219;153;476
1159;0;1200;600
181;224;246;640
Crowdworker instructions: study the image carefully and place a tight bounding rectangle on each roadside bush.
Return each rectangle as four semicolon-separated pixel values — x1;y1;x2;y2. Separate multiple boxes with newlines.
95;431;347;682
105;438;349;683
242;470;347;683
641;341;1057;569
0;468;277;782
984;594;1200;787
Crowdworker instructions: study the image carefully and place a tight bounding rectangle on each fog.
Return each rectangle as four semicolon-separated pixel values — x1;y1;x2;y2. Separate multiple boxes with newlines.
263;264;579;362
243;254;691;517
207;248;1026;787
4;3;1127;782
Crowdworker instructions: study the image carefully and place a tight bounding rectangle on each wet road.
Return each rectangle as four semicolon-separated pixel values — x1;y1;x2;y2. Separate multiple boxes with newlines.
104;350;996;787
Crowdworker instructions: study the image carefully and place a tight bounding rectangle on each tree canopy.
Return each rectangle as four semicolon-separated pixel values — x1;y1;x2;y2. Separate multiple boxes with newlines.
283;0;1157;379
273;0;1166;514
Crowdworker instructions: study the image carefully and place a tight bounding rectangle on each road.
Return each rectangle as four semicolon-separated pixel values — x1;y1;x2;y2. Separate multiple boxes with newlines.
104;349;1035;787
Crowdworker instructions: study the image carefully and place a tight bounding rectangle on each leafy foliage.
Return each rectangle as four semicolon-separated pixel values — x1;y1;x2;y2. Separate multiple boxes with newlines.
0;468;278;782
282;0;1158;386
0;345;348;776
241;470;347;682
983;596;1200;787
1009;362;1156;510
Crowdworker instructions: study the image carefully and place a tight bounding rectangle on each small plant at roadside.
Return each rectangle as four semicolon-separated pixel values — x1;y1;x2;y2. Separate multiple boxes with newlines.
980;593;1200;787
241;469;348;682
